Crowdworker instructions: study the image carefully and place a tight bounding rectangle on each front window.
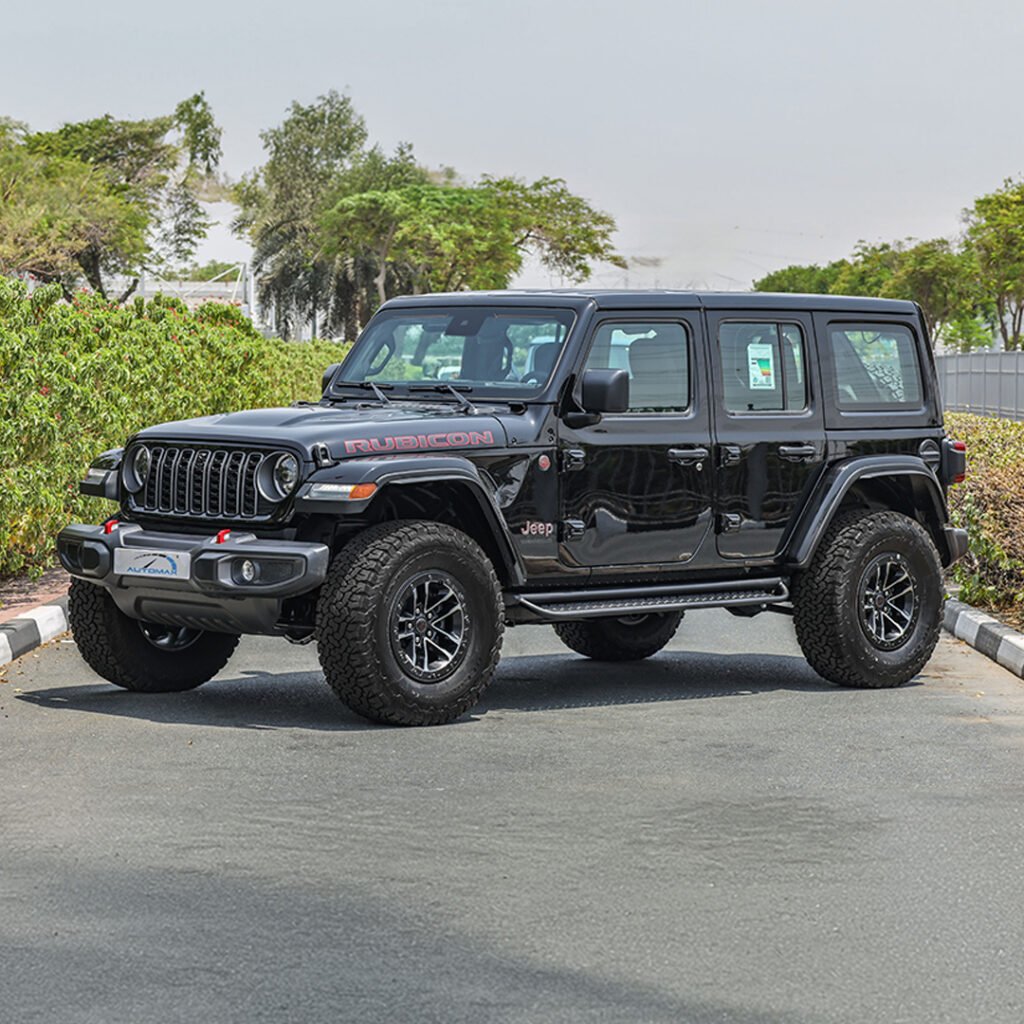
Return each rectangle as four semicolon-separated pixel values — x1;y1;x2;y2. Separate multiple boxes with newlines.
336;306;575;396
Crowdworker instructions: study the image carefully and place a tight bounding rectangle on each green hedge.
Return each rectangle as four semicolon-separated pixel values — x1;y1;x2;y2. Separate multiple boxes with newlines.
946;412;1024;617
0;279;346;576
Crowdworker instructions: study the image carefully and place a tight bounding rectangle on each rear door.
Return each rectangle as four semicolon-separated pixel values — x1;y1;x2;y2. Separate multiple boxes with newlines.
706;310;826;559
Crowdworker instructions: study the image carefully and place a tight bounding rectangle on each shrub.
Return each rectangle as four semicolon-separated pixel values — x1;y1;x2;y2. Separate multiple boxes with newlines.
0;278;346;576
946;412;1024;617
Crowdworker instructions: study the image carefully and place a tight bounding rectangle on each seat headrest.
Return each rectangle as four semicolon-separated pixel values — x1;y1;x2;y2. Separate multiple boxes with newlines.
628;333;685;377
530;343;559;380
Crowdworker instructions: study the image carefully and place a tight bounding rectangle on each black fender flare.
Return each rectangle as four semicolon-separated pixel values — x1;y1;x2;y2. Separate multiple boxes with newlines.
785;455;955;568
293;455;525;586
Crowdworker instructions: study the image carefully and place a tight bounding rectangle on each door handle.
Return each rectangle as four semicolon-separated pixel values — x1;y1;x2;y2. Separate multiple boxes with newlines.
668;447;709;466
778;444;817;461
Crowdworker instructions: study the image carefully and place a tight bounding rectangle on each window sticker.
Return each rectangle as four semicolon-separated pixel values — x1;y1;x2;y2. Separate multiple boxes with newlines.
747;343;776;390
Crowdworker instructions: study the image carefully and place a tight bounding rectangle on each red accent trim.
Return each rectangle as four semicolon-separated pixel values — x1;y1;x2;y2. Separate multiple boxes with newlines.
215;529;232;544
103;519;119;535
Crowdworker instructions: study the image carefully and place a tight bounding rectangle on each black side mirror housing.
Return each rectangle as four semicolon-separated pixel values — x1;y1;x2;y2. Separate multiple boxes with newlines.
581;368;629;414
322;363;342;395
563;368;630;428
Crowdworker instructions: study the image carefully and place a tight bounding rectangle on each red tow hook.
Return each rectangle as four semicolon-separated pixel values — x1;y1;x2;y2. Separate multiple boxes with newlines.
103;519;120;535
215;529;232;545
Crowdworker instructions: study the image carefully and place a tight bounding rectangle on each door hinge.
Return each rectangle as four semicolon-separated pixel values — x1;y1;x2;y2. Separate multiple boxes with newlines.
561;519;586;542
719;444;742;467
718;513;742;533
562;448;586;472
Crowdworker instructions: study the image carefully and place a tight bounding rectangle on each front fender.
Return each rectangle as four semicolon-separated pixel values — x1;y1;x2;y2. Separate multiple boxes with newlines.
293;455;525;585
785;455;955;568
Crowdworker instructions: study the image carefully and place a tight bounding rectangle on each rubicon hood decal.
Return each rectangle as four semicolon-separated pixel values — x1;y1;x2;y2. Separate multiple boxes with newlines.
344;429;495;455
133;406;508;459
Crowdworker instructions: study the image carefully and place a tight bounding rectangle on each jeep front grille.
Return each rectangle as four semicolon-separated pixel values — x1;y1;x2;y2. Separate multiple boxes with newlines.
129;445;279;520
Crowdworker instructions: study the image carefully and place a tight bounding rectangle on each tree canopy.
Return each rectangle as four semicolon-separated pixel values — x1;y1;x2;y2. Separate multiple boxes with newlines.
234;92;623;338
754;236;989;351
0;95;222;300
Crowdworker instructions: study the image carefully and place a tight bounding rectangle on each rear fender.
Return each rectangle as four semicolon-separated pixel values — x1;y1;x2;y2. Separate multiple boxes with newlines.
785;456;955;567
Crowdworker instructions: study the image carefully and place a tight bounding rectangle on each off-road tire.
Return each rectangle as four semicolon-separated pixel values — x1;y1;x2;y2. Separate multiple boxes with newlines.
792;510;943;688
553;612;683;662
67;578;239;692
316;521;504;726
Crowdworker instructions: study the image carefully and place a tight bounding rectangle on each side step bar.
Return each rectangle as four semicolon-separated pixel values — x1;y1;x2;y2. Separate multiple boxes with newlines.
509;578;790;622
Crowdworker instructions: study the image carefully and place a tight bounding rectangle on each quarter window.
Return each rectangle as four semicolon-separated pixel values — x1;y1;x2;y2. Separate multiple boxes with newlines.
829;324;922;408
718;322;808;413
584;322;689;412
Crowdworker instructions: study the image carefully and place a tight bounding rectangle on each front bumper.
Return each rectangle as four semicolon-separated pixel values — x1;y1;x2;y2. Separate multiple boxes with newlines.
57;523;330;635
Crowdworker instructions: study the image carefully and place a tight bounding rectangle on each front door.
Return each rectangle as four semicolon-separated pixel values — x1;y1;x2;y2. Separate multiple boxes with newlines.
706;311;825;559
559;314;715;569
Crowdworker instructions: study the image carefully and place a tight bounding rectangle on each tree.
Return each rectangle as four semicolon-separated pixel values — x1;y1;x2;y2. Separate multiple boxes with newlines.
0;132;145;296
321;176;624;314
963;179;1024;350
21;93;223;300
753;259;849;294
882;239;982;345
754;239;988;350
481;175;625;282
232;91;378;337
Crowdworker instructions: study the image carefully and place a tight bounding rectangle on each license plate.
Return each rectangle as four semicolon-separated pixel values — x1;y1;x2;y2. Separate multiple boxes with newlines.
113;548;192;581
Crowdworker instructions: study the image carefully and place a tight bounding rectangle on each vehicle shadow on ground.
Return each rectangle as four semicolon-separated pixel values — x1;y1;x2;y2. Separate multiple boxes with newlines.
16;650;871;732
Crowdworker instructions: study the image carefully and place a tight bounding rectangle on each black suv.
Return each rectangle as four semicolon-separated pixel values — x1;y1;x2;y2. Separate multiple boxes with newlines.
58;290;968;725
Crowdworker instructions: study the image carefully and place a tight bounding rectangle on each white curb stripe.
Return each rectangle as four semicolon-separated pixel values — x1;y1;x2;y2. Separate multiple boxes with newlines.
21;604;68;644
996;634;1024;677
0;632;12;666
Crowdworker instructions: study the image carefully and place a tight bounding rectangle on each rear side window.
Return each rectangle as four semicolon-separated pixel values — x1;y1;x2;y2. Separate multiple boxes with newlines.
585;321;689;412
718;322;808;413
829;324;923;409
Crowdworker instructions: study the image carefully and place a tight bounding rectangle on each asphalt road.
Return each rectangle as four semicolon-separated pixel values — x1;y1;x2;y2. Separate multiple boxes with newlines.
2;611;1023;1024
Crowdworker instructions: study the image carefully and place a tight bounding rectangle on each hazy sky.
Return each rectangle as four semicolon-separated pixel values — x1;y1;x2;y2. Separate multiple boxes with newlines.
5;0;1024;289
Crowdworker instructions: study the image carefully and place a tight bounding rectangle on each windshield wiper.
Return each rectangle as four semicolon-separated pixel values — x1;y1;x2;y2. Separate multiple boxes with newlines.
409;383;477;415
332;380;394;405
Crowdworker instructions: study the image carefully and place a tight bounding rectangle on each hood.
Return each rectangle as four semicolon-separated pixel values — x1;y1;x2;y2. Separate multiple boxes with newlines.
133;402;510;461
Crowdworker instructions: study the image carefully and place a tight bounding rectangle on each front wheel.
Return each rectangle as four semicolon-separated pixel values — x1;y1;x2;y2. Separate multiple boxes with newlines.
792;510;944;688
553;612;683;662
316;521;504;725
67;578;239;692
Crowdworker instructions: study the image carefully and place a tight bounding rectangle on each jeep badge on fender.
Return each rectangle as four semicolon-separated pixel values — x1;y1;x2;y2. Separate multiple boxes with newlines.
59;291;967;725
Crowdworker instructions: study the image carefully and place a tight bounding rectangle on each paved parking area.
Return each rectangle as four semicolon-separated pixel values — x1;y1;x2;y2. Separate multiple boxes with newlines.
2;611;1023;1023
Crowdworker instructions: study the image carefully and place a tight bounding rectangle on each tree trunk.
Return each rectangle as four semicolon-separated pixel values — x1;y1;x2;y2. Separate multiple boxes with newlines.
374;224;398;306
116;278;140;304
76;247;107;299
996;295;1010;349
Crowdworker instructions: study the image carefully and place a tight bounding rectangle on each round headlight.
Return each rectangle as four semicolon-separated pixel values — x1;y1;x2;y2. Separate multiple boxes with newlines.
126;445;151;492
273;453;300;497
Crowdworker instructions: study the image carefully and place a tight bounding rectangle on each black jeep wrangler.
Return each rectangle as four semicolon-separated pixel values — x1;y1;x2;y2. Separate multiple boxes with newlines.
58;290;968;725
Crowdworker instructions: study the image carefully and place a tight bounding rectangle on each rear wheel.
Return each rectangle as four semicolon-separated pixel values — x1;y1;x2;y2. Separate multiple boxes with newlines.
316;521;504;725
67;578;239;692
553;612;683;662
792;510;943;688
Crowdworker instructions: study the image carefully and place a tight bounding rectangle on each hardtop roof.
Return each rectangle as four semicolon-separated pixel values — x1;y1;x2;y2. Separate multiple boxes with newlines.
380;289;919;315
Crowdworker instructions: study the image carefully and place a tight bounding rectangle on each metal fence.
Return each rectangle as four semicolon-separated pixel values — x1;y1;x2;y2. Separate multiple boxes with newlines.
935;351;1024;421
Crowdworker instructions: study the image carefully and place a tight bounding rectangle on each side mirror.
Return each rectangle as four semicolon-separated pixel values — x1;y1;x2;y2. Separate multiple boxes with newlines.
581;368;629;414
322;363;341;395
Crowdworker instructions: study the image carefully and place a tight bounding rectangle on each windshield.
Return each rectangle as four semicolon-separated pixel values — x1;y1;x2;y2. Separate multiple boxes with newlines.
336;306;576;397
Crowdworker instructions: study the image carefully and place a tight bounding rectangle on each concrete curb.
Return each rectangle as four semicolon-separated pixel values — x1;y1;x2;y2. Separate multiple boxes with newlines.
0;597;69;668
944;598;1024;679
